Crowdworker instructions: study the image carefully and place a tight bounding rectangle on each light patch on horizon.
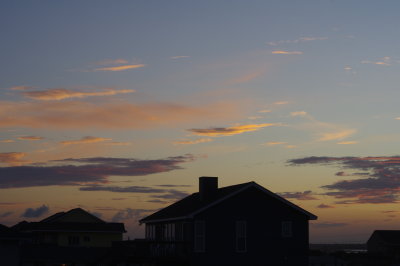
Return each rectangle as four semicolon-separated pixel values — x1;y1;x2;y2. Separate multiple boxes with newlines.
272;50;303;55
60;136;112;145
93;64;145;72
0;152;27;166
18;136;44;141
21;88;135;101
174;138;213;145
188;123;278;137
337;141;358;145
267;36;328;46
361;56;391;66
170;56;190;59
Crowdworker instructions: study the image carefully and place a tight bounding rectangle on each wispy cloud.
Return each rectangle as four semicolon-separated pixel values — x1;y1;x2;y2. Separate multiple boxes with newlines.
93;64;145;72
188;123;277;137
317;204;335;208
361;56;391;66
60;136;112;145
170;56;190;59
290;111;308;117
112;208;154;222
288;156;400;204
0;152;27;166
21;88;135;101
0;154;195;188
0;211;13;218
273;101;289;105
318;129;356;141
94;59;129;65
0;139;15;143
21;204;49;218
7;86;34;91
263;141;287;146
267;36;328;46
258;109;271;113
174;138;213;145
337;141;358;145
0;100;243;129
18;136;44;141
272;50;303;55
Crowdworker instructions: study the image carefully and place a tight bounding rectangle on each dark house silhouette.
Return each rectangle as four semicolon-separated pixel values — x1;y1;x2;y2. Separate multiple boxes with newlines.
368;230;400;259
140;176;317;266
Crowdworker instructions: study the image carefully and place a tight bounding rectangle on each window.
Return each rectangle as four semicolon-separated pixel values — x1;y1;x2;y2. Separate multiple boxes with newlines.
146;224;156;240
281;221;292;238
236;221;247;252
83;236;91;242
68;236;80;246
194;220;205;252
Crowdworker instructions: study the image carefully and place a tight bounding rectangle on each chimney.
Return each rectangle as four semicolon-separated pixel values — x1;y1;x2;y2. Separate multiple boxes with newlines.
199;176;218;201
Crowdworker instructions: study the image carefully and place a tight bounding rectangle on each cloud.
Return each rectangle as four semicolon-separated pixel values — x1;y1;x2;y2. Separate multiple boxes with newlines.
94;59;129;65
0;152;27;166
288;156;400;204
174;138;213;145
272;51;303;55
0;100;243;129
267;36;328;46
263;141;287;146
79;185;166;193
21;204;49;218
0;154;196;188
317;129;356;141
337;141;358;145
149;190;189;201
7;86;34;91
317;204;334;208
21;88;135;101
0;139;15;143
0;211;13;218
188;123;277;137
278;191;317;200
290;111;308;117
224;70;265;86
312;222;347;228
170;56;190;59
112;208;154;222
18;136;44;141
258;109;271;113
344;66;352;71
93;64;145;72
273;101;289;105
361;56;391;66
60;136;112;145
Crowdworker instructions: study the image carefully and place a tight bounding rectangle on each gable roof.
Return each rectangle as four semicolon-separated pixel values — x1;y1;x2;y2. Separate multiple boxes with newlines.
40;208;105;223
140;181;317;223
369;230;400;245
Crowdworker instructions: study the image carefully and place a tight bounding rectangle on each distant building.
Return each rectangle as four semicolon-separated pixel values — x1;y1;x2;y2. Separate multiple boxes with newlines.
140;176;317;266
13;207;126;247
367;230;400;258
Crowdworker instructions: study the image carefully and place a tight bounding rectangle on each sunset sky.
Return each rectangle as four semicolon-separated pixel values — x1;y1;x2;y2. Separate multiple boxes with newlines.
2;1;400;243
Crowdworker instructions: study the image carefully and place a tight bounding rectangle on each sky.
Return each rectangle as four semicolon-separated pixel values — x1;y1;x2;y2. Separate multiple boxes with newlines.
1;0;400;243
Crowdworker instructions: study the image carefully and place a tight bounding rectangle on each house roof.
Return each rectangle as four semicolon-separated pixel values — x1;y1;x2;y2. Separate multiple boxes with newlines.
140;181;317;223
40;208;105;223
12;208;126;233
369;230;400;245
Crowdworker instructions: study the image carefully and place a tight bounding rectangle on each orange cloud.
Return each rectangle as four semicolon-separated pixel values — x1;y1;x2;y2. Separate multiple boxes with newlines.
18;136;43;141
7;86;34;90
0;139;15;143
22;88;135;101
0;100;243;129
272;51;303;55
263;141;287;146
224;70;264;86
337;141;358;145
318;129;356;141
93;64;145;72
188;123;277;137
0;152;27;166
60;136;112;145
290;111;308;117
94;59;129;65
174;138;213;145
